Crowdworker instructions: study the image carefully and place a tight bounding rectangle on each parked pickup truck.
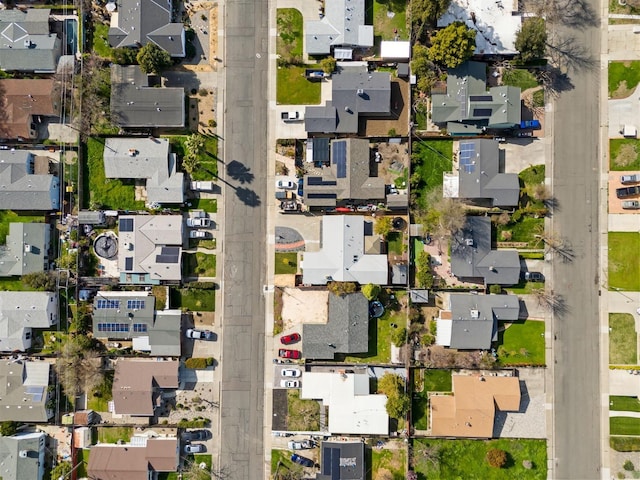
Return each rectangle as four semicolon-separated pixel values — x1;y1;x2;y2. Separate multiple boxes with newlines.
281;111;303;122
616;185;640;198
519;120;541;130
190;181;214;191
305;69;325;79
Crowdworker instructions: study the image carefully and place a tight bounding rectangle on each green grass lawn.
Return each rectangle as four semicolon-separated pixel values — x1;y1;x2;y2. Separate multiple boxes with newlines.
277;66;322;105
609;313;637;365
287;390;320;431
413;369;452;430
183;252;217;278
271;448;304;476
608;233;640;291
611;417;640;436
186;198;218;213
372;447;406;480
498;320;545;366
193;454;212;470
189;238;216;250
532;89;545;107
0;278;31;292
170;287;215;312
413;438;547;479
611;436;640;452
411;140;453;210
506;279;541;295
92;22;114;59
611;396;640;412
609;139;640;171
387;231;405;254
497;217;545;248
275;252;298;274
609;61;640;98
97;426;133;444
85;138;144;210
87;371;113;412
277;9;303;58
519;164;545;186
77;450;89;478
371;0;408;41
502;69;540;90
0;211;45;244
168;135;219;180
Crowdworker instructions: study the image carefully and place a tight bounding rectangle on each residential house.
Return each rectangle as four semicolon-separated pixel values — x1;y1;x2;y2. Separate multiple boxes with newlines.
431;61;521;135
117;215;183;284
304;0;373;57
305;70;391;134
88;437;179;480
0;432;46;480
450;216;521;285
437;0;522;55
302;292;369;360
302;215;388;285
0;150;60;210
300;372;388;435
0;292;58;352
108;0;185;57
430;373;522;437
0;9;61;73
318;440;365;480
443;139;520;207
111;358;179;417
302;138;385;208
104;137;184;205
92;291;181;356
111;65;185;129
0;79;61;140
436;293;520;350
0;222;51;277
0;359;53;422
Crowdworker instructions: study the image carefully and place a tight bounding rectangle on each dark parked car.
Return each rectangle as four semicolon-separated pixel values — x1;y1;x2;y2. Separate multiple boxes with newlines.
280;333;301;345
524;272;545;282
297;178;304;197
291;453;315;467
182;430;209;441
278;349;301;359
616;185;640;198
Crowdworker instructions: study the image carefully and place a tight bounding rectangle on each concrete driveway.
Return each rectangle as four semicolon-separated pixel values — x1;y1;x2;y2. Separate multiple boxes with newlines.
493;367;546;438
608;213;640;230
609;368;640;397
500;138;547;174
274;212;322;252
609;25;640;61
608;171;640;213
608;85;640;139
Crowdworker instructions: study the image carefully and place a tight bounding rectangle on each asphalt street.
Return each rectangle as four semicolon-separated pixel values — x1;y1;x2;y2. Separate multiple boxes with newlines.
549;0;602;477
218;0;269;477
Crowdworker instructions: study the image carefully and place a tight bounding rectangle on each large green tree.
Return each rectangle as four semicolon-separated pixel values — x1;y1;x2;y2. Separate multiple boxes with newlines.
410;0;452;39
411;44;438;93
428;21;476;68
515;17;547;63
136;43;172;74
378;373;410;419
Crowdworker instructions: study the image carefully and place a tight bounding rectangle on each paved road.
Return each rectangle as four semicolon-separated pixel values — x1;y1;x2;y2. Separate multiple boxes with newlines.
549;1;602;477
218;0;268;476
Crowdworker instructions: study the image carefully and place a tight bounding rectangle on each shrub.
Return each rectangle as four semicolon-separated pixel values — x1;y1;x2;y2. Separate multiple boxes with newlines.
185;358;214;369
624;460;635;471
489;285;502;295
178;418;209;428
392;327;406;347
486;449;507;468
183;282;216;289
362;283;381;300
208;119;217;127
500;230;513;241
511;210;523;222
327;281;357;297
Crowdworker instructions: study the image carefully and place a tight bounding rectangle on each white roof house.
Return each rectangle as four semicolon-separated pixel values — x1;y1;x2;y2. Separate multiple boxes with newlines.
300;372;389;435
380;41;410;60
0;292;58;351
301;215;388;285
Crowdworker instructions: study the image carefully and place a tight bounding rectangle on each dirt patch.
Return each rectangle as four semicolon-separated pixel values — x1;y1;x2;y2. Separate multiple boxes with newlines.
612;80;635;100
281;288;328;330
615;144;638;168
364;78;410;137
376;142;410;186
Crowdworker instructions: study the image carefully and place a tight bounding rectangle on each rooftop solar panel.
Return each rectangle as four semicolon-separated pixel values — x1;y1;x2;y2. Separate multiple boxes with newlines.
472;108;493;117
469;95;493;101
161;246;180;255
125;257;134;271
332;142;347;179
119;218;134;232
156;254;179;264
308;193;337;199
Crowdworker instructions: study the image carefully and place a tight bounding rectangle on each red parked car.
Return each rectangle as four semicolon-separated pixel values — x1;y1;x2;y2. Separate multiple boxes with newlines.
278;349;301;359
280;333;301;345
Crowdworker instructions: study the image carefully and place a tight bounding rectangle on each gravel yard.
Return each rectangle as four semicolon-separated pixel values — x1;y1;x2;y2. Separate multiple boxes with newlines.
493;367;546;438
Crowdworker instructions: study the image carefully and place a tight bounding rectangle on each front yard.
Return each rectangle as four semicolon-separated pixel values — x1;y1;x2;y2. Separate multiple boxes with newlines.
609;61;640;98
182;253;217;278
287;390;320;431
277;9;303;60
170;287;215;312
411;140;453;210
609;233;640;291
611;396;640;412
271;448;304;478
609;313;637;365
610;139;640;171
168;135;219;181
412;438;547;479
277;66;322;105
611;417;640;436
498;320;546;366
275;252;298;275
502;69;540;90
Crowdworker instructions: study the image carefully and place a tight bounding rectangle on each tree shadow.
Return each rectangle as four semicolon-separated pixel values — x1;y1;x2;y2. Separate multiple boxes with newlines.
544;197;560;214
546;35;597;73
539;66;575;99
541;0;599;29
235;187;261;207
227;160;255;184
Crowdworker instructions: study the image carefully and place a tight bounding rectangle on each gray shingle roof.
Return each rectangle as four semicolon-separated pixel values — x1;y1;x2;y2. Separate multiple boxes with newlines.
305;0;373;55
0;9;61;73
0;432;45;480
0;292;57;352
0;150;60;210
456;139;520;206
109;0;185;57
317;441;365;480
450;216;521;285
302;293;369;359
0;222;50;277
110;65;185;128
449;293;520;349
0;360;51;422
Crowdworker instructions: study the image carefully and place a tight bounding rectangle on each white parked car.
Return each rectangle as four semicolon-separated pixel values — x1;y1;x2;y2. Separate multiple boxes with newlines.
276;179;296;190
189;230;209;239
190;181;214;191
184;443;206;454
280;379;300;389
288;440;313;450
186;217;211;228
185;328;215;340
281;368;301;378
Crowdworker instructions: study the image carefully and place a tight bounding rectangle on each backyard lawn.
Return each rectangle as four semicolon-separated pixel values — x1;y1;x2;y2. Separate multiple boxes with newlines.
275;252;298;274
277;66;322;105
609;313;637;365
87;371;113;412
411;140;453;210
371;0;408;41
502;69;540;90
183;253;217;278
170;287;215;312
85;138;144;210
372;446;406;480
412;369;452;430
412;438;547;479
608;233;640;291
97;426;133;444
610;396;640;412
609;61;640;98
387;231;405;255
498;320;545;366
92;22;114;59
609;139;640;171
0;211;45;244
287;390;320;431
277;9;303;58
611;417;640;436
168;135;219;181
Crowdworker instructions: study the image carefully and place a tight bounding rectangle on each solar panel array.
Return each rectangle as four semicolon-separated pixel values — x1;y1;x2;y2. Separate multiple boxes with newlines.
133;323;148;333
469;95;492;101
157;246;180;264
25;386;44;403
125;257;134;271
119;218;134;232
472;108;493;117
332;141;347;179
322;447;340;479
459;142;476;174
307;176;337;186
97;323;130;332
127;299;145;310
96;299;120;309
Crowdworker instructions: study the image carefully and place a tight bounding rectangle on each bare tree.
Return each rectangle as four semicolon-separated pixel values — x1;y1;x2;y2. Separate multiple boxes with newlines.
412;441;440;468
532;183;552;202
56;338;104;397
531;287;565;315
419;187;467;252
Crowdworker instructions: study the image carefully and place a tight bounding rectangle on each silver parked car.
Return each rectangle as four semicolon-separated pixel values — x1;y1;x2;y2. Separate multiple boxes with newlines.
622;200;640;209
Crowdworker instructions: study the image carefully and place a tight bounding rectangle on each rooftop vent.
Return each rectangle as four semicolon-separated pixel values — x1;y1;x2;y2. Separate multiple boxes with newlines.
470;309;479;318
465;238;474;246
